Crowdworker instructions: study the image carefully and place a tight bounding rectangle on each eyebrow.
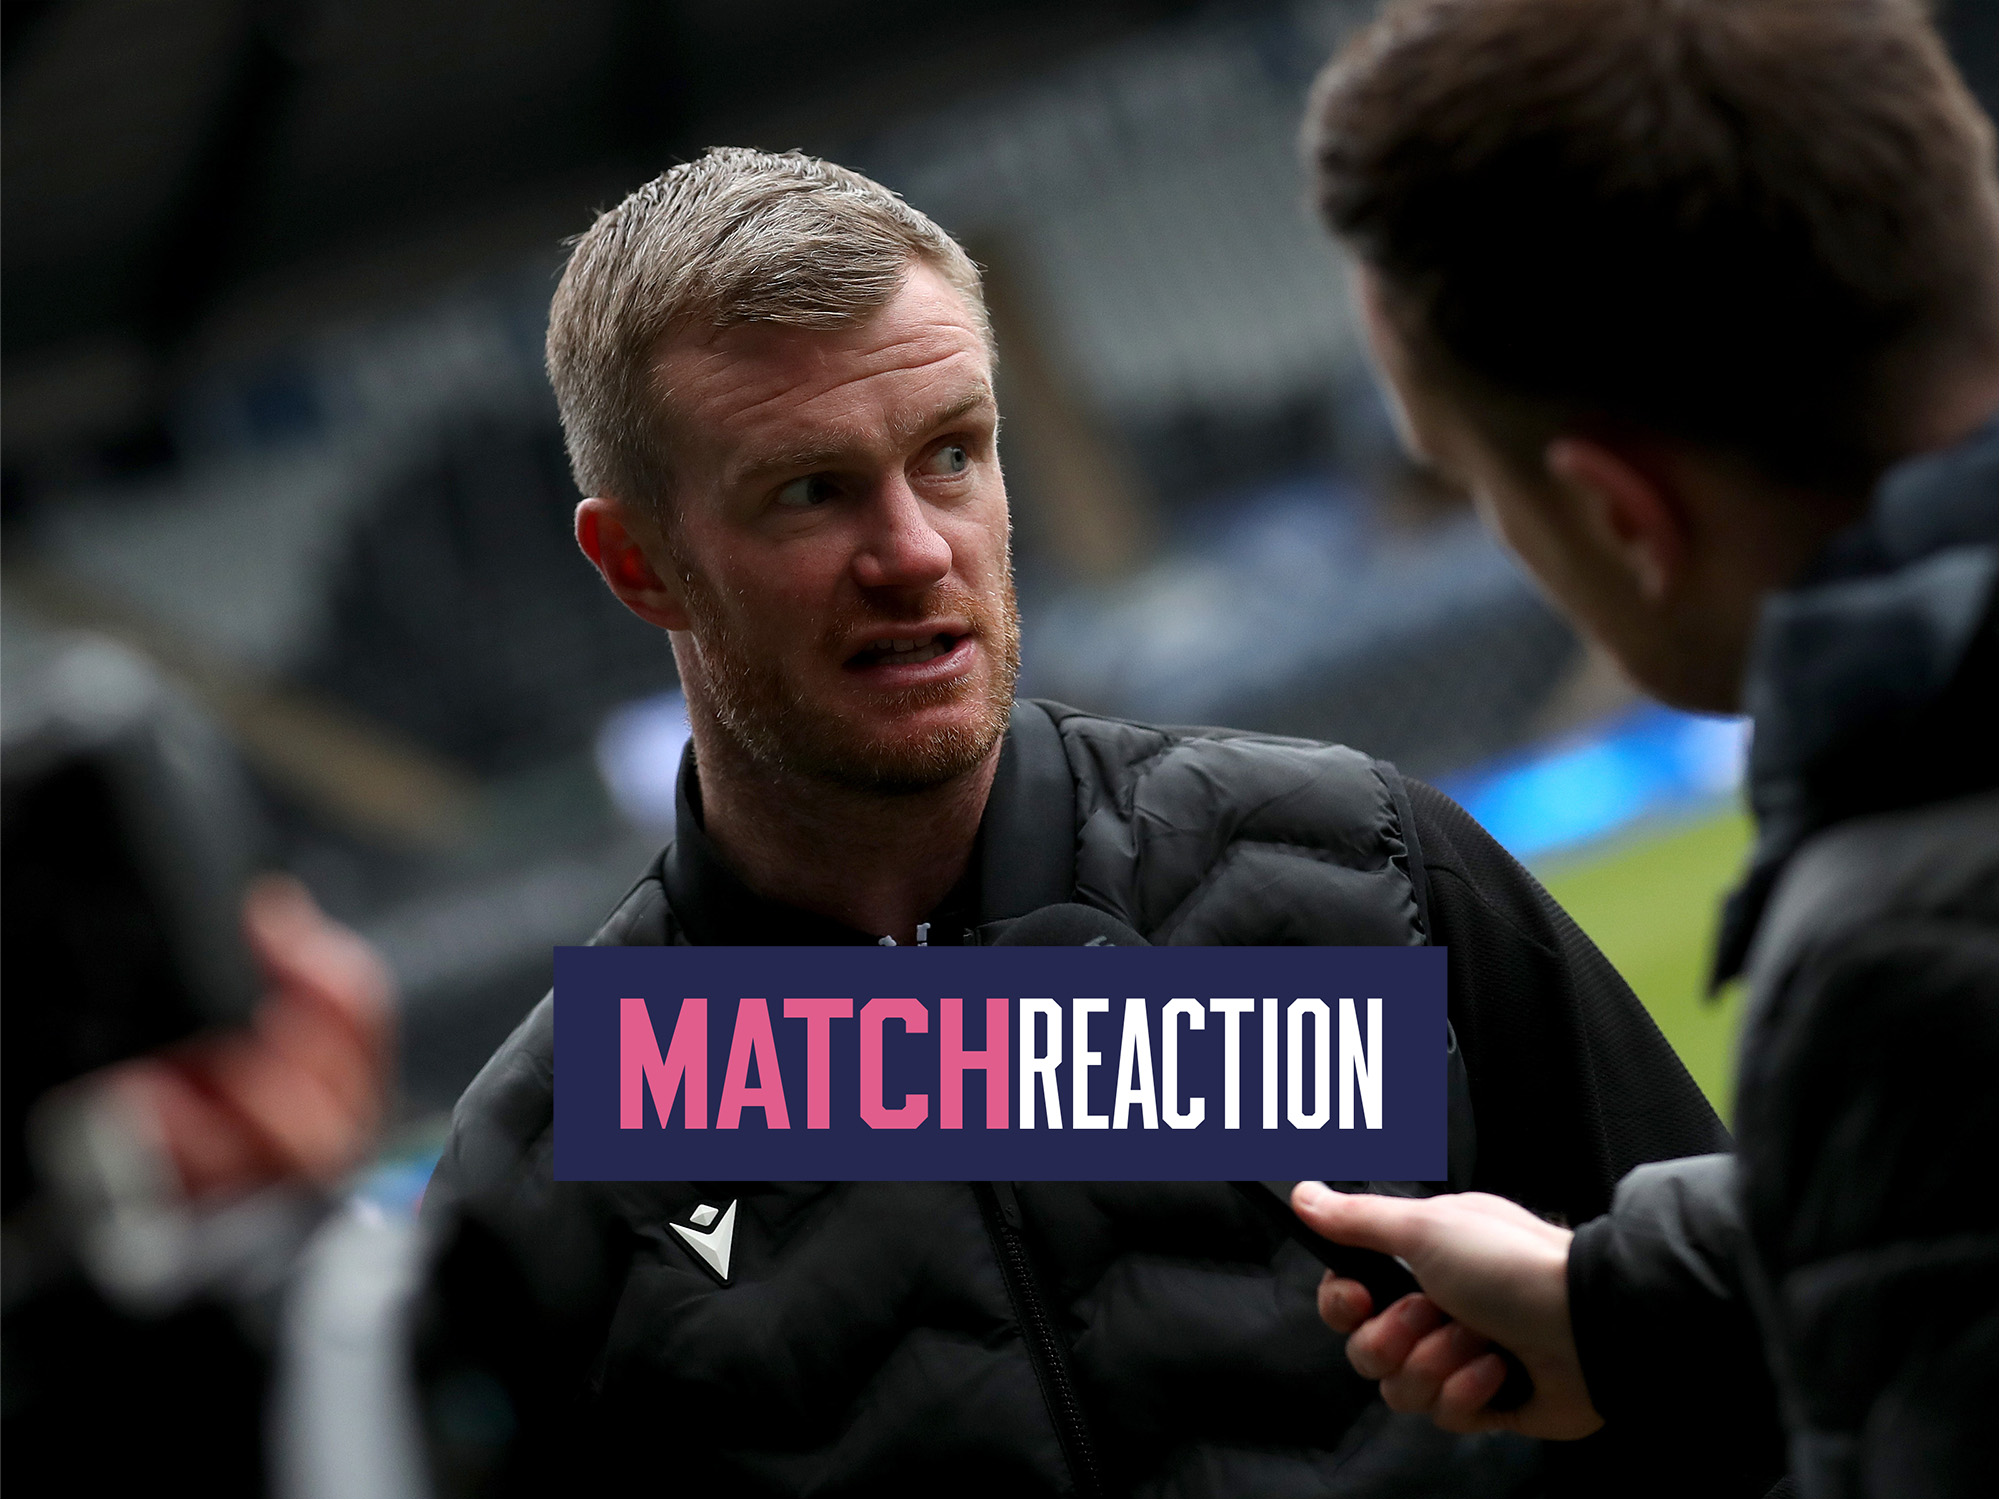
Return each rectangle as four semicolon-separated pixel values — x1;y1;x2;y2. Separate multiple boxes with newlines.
731;385;996;488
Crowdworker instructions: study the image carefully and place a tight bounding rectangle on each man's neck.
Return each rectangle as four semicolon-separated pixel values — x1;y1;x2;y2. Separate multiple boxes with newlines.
687;722;1002;944
1676;388;1997;711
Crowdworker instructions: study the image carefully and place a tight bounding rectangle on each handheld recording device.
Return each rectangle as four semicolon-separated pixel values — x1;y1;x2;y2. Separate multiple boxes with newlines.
2;634;263;1195
1231;1180;1534;1413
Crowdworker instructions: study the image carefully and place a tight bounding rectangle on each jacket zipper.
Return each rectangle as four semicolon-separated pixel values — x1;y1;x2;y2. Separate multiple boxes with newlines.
974;1182;1105;1497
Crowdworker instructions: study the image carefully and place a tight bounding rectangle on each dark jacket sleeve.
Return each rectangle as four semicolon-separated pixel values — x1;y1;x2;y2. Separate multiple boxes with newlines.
1567;1155;1787;1494
1404;780;1731;1225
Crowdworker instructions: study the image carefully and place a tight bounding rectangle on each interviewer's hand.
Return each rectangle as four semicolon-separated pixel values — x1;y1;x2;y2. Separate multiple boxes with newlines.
1290;1181;1604;1440
105;875;395;1201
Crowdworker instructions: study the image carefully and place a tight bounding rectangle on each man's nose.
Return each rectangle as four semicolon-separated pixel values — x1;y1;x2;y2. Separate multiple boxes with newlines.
850;478;952;591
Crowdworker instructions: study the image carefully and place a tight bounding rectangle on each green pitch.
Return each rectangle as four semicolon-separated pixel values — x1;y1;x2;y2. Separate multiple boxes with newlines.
1538;807;1755;1122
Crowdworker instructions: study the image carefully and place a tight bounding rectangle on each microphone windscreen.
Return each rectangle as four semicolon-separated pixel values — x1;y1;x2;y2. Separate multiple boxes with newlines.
989;903;1150;947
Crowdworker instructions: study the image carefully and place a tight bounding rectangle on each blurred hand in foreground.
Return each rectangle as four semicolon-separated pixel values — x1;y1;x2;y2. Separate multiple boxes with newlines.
100;875;394;1202
1290;1181;1604;1440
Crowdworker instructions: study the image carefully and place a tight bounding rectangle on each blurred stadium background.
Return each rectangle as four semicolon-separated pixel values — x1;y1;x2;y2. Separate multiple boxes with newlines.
6;0;1993;1159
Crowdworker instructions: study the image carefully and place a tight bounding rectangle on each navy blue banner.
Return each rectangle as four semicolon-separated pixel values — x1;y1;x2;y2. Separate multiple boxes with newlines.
554;945;1446;1181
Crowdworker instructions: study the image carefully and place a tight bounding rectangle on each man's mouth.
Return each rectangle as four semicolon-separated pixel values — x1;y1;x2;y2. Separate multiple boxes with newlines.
846;632;965;669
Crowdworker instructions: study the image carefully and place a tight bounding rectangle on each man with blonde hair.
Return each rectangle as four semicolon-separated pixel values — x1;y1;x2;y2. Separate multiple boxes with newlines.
420;147;1726;1496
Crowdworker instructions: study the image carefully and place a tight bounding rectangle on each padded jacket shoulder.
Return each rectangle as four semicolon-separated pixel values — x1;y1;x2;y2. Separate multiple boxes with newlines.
1048;707;1425;946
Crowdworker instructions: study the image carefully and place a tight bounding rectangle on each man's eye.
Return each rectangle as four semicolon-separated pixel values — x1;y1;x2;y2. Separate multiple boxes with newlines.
920;444;970;478
775;475;837;508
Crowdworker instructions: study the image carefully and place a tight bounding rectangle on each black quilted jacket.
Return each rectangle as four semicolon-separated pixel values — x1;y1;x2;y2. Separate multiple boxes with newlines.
418;702;1726;1496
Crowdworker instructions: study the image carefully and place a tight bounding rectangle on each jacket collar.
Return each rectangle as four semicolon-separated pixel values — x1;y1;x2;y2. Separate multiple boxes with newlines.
659;700;1077;945
973;699;1078;925
1713;417;1998;983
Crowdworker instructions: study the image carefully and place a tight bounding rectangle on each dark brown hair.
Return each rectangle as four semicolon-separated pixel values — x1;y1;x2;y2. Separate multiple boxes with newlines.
1308;0;1996;491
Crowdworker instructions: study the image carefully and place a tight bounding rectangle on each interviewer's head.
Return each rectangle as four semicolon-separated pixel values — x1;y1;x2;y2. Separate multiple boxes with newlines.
551;148;1018;794
1308;0;1997;711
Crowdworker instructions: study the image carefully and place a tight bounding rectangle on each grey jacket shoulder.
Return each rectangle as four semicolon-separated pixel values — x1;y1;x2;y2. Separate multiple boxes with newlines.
1744;788;1997;998
1732;788;1997;1495
1570;791;1998;1495
1043;704;1424;945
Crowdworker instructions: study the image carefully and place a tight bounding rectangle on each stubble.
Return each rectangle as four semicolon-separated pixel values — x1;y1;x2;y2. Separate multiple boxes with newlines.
675;563;1022;795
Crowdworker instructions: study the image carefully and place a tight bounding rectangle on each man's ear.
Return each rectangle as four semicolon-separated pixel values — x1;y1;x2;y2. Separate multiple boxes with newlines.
575;497;692;631
1543;437;1689;604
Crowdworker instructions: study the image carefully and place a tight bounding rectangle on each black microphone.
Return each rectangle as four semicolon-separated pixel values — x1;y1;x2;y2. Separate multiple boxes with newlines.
987;903;1150;946
1231;1182;1534;1412
990;906;1532;1412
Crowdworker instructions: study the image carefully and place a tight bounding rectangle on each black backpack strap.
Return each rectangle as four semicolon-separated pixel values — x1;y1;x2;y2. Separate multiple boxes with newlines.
1380;760;1476;1190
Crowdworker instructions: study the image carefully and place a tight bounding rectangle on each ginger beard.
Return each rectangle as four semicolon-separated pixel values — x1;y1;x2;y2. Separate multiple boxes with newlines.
673;551;1022;795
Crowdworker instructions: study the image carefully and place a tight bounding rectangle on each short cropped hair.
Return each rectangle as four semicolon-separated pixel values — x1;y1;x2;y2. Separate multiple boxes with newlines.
1308;0;1997;492
547;147;989;513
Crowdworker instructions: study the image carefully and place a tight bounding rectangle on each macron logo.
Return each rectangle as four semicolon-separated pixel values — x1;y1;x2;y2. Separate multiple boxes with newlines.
671;1200;737;1283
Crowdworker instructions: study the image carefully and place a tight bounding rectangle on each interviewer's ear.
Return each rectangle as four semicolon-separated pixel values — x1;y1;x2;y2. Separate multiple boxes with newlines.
1543;438;1689;604
575;497;691;631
